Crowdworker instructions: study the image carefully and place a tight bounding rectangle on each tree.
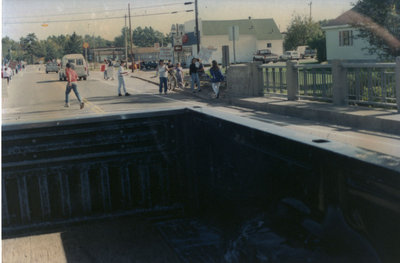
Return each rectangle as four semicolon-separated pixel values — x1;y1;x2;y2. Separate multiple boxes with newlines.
114;27;129;47
114;26;170;48
283;15;323;51
352;0;400;58
308;35;327;63
64;32;83;54
20;33;40;63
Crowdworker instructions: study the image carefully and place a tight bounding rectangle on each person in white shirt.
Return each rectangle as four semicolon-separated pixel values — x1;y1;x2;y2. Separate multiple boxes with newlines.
3;66;12;85
117;61;130;96
156;60;169;94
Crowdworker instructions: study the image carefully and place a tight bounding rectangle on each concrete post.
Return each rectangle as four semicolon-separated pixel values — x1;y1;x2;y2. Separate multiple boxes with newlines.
396;57;400;112
249;62;263;96
286;60;298;101
332;60;347;106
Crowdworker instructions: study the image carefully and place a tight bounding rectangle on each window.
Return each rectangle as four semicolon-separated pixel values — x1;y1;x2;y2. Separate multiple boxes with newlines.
339;30;353;46
267;43;272;48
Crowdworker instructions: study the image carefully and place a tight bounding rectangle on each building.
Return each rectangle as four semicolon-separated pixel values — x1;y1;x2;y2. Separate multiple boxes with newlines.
183;18;283;64
323;9;379;62
92;47;160;63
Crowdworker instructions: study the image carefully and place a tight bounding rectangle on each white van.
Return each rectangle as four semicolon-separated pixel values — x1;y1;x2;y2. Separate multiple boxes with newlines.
280;51;301;61
59;54;88;81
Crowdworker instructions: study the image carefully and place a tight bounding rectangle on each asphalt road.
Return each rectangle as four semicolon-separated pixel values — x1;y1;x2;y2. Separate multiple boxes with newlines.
2;65;195;123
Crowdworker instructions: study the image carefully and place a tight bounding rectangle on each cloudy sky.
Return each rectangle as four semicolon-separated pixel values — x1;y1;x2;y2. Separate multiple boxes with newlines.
2;0;354;41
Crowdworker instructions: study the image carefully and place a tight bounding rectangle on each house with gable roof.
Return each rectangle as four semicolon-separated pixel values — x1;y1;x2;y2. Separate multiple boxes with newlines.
322;9;380;62
183;18;283;63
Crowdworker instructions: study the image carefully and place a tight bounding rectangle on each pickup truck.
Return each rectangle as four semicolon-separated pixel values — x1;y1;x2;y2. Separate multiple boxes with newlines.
253;49;279;63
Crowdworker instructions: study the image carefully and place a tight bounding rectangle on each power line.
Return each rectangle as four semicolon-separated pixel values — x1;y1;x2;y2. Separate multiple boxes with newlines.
3;10;194;25
3;2;193;20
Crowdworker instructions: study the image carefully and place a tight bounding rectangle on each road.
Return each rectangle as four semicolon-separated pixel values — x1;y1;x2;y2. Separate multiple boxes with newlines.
2;65;185;122
2;65;400;158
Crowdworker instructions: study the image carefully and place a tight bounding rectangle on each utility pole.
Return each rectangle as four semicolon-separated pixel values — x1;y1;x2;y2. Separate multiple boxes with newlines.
195;0;200;54
309;1;312;20
128;3;134;72
125;14;128;67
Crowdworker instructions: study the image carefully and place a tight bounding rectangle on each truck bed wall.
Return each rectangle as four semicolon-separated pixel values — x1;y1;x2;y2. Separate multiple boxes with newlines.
2;108;400;260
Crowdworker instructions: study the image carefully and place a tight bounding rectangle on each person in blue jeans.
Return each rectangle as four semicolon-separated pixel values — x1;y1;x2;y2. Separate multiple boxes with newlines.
189;58;201;93
117;61;130;96
210;60;224;99
156;60;169;94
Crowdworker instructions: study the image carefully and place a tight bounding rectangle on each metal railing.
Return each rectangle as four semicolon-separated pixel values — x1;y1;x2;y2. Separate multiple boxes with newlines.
295;64;333;102
342;63;396;107
258;62;398;109
260;65;287;96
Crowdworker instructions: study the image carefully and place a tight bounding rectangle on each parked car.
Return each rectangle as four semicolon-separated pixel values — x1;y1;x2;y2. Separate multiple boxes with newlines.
59;54;88;81
45;62;59;73
302;48;317;59
253;49;279;63
280;51;301;61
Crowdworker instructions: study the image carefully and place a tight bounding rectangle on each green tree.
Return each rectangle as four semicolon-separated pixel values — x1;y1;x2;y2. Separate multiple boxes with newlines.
64;32;83;54
114;27;129;47
283;15;324;51
2;36;20;61
114;26;169;48
308;34;327;63
352;0;400;59
20;33;40;63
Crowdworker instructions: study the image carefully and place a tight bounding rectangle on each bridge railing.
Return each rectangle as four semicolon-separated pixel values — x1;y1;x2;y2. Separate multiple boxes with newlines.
254;58;400;110
342;63;397;108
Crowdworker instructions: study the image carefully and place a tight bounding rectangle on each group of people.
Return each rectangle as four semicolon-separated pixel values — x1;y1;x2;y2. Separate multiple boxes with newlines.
65;60;131;109
156;60;184;94
103;59;114;80
64;57;225;110
189;58;224;98
156;58;224;98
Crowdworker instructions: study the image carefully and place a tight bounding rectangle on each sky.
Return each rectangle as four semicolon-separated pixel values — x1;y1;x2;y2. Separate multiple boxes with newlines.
2;0;354;41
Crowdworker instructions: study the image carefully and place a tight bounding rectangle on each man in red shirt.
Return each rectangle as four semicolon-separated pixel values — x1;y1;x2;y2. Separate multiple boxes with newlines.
65;63;84;109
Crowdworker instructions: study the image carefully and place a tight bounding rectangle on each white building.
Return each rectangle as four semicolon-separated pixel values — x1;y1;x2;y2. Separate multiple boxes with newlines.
323;9;379;62
183;18;283;64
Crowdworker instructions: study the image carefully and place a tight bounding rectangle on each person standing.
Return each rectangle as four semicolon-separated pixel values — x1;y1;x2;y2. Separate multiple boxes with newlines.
3;66;12;85
65;63;84;109
103;59;108;79
118;61;130;96
175;62;184;88
156;60;169;94
107;60;114;80
210;60;224;99
189;58;201;93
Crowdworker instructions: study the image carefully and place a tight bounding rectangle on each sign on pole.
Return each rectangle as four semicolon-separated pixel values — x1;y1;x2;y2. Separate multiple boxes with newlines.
159;47;173;60
174;35;183;46
174;45;183;52
228;26;239;64
228;26;239;41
